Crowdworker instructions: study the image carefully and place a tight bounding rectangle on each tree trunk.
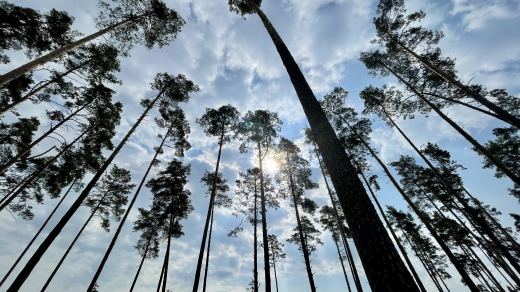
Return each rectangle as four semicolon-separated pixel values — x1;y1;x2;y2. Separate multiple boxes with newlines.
42;186;113;292
6;90;164;292
257;141;271;292
462;245;502;292
357;167;427;292
162;198;176;292
0;60;91;115
383;63;520;186
403;233;444;292
334;236;352;291
202;206;215;292
129;238;151;292
86;121;169;292
254;174;259;292
250;3;419;290
272;253;279;292
192;132;225;292
338;118;480;291
286;153;316;292
394;39;520;130
0;17;137;87
314;149;363;291
0;179;76;288
157;252;167;292
0;101;91;176
0;123;95;212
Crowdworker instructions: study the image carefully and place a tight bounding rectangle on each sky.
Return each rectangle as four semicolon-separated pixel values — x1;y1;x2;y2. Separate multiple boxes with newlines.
1;0;520;291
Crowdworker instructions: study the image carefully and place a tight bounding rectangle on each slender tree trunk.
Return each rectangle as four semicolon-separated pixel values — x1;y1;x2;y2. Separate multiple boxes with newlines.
162;197;176;292
339;118;480;291
0;175;31;206
0;101;91;176
462;245;502;292
0;180;76;288
480;246;516;288
257;141;271;292
0;123;95;212
403;234;444;292
286;153;316;292
334;236;352;292
0;17;138;87
41;187;113;292
193;132;225;292
254;176;259;292
202;207;215;292
86;122;169;292
422;92;505;122
250;3;419;289
0;60;91;115
157;252;167;292
272;253;279;292
129;238;151;292
393;39;520;129
383;63;520;186
314;149;363;291
357;167;427;292
6;90;164;292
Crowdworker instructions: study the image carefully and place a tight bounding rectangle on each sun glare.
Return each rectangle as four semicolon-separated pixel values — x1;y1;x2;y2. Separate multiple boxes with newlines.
265;159;277;172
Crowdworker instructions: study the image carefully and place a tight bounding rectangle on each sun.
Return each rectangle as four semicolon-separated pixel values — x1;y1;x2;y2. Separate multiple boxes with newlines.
265;159;277;172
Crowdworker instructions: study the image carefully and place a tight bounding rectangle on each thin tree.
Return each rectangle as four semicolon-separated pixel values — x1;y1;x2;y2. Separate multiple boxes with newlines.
275;137;319;292
260;235;286;292
200;171;232;292
0;0;186;86
227;1;420;288
192;104;240;292
40;165;134;292
286;215;324;279
6;73;197;292
236;109;282;292
86;106;192;292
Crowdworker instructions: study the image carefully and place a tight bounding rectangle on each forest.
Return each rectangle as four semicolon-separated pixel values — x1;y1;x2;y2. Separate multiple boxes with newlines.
0;0;519;291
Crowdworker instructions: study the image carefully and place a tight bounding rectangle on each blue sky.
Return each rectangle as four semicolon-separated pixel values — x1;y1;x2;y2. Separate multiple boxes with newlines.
1;0;520;291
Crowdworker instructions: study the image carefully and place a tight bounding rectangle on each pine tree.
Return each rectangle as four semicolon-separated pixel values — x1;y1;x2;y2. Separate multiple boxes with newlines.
286;215;324;267
192;104;240;292
40;165;134;292
147;159;193;292
260;235;286;292
275;137;319;292
0;0;186;86
236;109;282;291
6;73;197;292
200;171;232;292
229;168;278;292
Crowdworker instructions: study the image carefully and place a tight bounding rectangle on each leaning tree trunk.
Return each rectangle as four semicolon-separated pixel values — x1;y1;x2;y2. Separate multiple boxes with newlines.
333;236;352;292
272;252;280;292
161;196;176;292
0;101;92;176
129;238;151;292
253;176;259;292
0;123;95;212
314;149;363;291
40;187;113;292
286;153;316;292
0;60;91;115
393;39;520;130
403;234;444;292
192;132;225;292
86;124;170;292
377;99;520;265
0;180;76;288
202;206;215;292
356;166;427;292
257;141;271;292
0;17;139;87
156;250;167;292
250;3;419;290
6;90;164;292
339;118;480;291
383;63;520;186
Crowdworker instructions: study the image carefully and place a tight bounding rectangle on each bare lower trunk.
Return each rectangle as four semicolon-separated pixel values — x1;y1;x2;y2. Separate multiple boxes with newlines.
251;3;418;289
0;123;94;212
403;234;444;292
0;18;136;87
334;237;351;291
129;239;150;292
384;63;520;186
202;207;215;292
254;178;259;292
257;142;271;292
86;120;169;292
157;253;167;292
272;255;279;292
394;40;520;129
0;101;90;176
162;209;176;292
340;119;479;291
192;132;225;292
0;180;76;288
6;90;163;292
